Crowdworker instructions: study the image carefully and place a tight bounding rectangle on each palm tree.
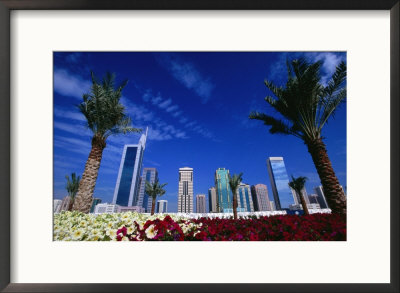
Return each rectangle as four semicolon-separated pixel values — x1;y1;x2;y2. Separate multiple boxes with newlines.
249;58;347;214
288;175;309;215
145;179;167;215
65;172;80;211
228;173;243;220
72;72;141;213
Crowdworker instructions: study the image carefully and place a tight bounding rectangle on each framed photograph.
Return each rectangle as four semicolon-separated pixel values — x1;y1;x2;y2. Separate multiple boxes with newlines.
1;1;399;292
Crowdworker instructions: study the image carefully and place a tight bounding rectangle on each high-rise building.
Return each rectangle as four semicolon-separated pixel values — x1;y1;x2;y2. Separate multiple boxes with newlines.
59;196;72;212
251;184;271;211
308;194;319;204
237;183;254;212
156;200;168;213
112;128;148;207
178;167;194;213
208;187;218;213
270;201;276;211
215;168;232;213
54;199;62;213
90;198;102;213
314;186;329;209
196;194;206;213
137;167;158;212
290;186;311;206
267;157;296;210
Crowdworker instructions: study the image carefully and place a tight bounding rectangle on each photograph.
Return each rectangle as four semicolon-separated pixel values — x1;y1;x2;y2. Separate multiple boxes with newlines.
53;51;347;241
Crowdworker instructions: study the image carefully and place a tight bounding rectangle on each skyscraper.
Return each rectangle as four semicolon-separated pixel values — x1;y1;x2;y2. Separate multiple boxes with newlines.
112;128;148;207
196;194;206;213
178;167;194;213
156;200;168;213
208;187;218;213
314;185;329;209
237;183;254;212
251;184;271;211
215;168;232;213
137;167;158;212
267;157;296;210
90;198;102;213
54;199;62;213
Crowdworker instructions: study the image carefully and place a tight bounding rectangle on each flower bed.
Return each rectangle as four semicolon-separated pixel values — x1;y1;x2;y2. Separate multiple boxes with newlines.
54;211;346;241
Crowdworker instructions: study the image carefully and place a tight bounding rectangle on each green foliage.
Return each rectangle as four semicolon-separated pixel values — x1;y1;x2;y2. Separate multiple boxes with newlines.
288;175;308;196
65;172;81;199
145;179;168;200
78;72;141;139
249;58;346;142
228;172;243;194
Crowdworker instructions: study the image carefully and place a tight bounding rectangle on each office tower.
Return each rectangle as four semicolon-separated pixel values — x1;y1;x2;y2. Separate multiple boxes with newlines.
53;199;62;213
156;200;168;213
112;128;148;207
59;196;72;212
90;198;102;213
208;187;218;213
314;186;329;209
251;184;271;211
270;201;276;211
137;168;158;212
215;168;232;213
178;167;194;213
196;194;206;213
308;194;319;204
237;183;254;212
267;157;296;210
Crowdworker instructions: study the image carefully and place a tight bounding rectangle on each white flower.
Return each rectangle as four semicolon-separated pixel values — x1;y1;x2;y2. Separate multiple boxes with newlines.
71;229;85;240
145;224;157;239
127;226;136;235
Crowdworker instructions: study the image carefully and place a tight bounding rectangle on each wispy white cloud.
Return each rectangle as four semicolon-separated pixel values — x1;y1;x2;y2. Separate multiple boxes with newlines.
54;106;86;122
166;105;179;113
54;121;91;136
156;54;215;103
54;69;91;99
158;98;172;109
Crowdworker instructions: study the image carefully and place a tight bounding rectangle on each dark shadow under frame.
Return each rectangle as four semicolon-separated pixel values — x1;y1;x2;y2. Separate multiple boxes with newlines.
0;1;398;292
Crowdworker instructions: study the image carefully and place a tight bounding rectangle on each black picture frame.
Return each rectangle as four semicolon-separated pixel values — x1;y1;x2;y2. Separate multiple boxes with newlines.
0;1;399;292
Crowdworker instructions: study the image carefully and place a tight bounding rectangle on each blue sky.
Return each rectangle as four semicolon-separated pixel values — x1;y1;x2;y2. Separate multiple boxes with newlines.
53;52;346;212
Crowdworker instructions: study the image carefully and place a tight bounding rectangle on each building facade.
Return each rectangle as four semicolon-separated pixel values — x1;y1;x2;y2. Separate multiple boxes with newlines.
178;167;194;213
112;128;148;207
54;199;62;213
156;200;168;213
215;168;232;213
251;184;271;211
267;157;296;210
237;183;254;212
94;203;119;214
208;187;218;213
90;198;102;213
196;194;206;213
314;185;329;209
137;167;158;212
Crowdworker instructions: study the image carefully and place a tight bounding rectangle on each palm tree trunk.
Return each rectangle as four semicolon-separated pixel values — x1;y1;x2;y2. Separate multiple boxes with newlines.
72;137;105;213
151;197;156;215
232;192;238;220
306;138;346;214
298;191;309;215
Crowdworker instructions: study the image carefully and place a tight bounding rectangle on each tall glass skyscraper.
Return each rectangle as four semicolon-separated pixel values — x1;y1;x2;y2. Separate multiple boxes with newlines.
178;167;194;213
112;129;148;207
267;157;296;210
251;184;271;211
137;167;158;212
208;187;218;213
237;183;254;212
215;168;232;213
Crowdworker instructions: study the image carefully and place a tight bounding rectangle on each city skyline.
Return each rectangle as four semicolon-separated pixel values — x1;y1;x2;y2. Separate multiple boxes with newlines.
53;52;346;212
